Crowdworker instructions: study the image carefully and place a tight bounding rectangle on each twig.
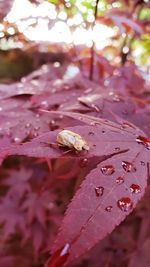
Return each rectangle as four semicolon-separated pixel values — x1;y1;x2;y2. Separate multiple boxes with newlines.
89;0;99;80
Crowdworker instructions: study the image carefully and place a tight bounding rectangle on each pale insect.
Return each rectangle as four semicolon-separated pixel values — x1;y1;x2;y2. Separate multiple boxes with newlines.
56;130;89;152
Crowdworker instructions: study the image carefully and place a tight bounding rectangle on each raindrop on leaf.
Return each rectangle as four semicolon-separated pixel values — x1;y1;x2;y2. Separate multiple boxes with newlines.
116;176;124;185
130;184;141;194
115;147;120;152
101;165;115;175
117;197;133;212
88;131;94;136
13;137;21;144
105;206;113;212
122;161;136;173
136;136;150;150
94;186;104;197
25;123;31;128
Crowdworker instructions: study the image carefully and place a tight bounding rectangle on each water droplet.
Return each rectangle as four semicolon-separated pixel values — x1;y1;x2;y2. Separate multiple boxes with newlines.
34;125;40;131
101;165;115;175
35;113;40;118
79;158;88;168
117;197;133;212
105;206;113;212
33;132;38;137
115;147;120;152
54;61;61;68
88;131;94;136
122;161;136;173
95;186;104;197
112;95;121;102
41;100;49;109
136;136;150;150
13;137;21;144
50;120;58;131
130;184;141;194
25;123;31;128
116;176;124;185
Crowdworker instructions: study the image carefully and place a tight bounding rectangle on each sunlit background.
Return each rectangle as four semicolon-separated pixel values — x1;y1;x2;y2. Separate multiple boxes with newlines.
0;0;148;77
6;0;115;48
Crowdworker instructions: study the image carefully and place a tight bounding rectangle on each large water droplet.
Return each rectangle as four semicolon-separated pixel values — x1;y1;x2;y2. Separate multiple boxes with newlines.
122;161;136;173
95;186;104;197
116;176;124;185
117;197;133;212
136;136;150;150
130;184;141;194
105;206;113;212
101;165;115;175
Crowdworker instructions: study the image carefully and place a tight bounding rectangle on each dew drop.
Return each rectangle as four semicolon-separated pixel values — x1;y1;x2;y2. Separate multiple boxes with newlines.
116;176;124;185
94;186;104;197
25;123;31;128
41;100;49;109
105;206;113;212
50;120;59;131
101;165;115;175
136;136;150;150
117;197;133;212
33;132;38;137
34;125;40;131
88;131;94;136
115;147;120;152
79;158;88;168
13;137;21;144
122;161;136;173
130;184;141;194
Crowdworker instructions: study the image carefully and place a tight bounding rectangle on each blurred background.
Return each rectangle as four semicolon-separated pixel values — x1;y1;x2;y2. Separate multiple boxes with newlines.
0;0;149;82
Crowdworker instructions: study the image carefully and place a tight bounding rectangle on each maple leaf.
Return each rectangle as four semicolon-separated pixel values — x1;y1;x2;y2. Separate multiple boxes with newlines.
40;121;149;266
128;238;150;267
0;255;15;267
0;194;27;240
3;168;32;198
108;65;146;95
21;190;53;226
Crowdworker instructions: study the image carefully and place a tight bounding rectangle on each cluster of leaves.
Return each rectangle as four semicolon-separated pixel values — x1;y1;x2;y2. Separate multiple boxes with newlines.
0;1;149;267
